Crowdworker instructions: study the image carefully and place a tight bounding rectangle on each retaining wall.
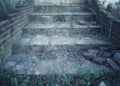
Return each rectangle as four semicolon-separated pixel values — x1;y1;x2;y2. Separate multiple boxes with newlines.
89;0;120;44
0;4;33;64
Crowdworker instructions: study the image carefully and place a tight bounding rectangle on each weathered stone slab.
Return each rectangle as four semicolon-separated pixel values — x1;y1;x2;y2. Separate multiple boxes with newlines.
29;12;96;22
92;57;106;65
34;4;90;13
106;58;120;72
99;82;106;86
22;22;101;37
12;35;110;54
34;0;87;5
113;53;120;66
2;54;112;75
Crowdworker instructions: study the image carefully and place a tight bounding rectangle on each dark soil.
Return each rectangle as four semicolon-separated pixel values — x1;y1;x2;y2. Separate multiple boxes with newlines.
0;69;120;86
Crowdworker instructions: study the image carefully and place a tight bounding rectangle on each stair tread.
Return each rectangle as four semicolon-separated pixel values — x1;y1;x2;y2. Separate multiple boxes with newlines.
3;53;111;74
34;3;87;6
1;0;114;77
30;12;94;16
13;35;110;46
34;4;87;6
33;4;91;13
24;22;100;29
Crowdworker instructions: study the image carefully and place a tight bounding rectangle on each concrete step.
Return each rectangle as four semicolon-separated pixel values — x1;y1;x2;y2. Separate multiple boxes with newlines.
22;22;101;36
34;4;91;13
34;0;88;6
34;2;88;6
29;12;96;22
12;35;110;54
3;52;111;74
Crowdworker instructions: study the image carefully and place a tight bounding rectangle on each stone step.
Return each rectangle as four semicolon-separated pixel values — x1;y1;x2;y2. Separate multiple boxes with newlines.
34;4;90;13
34;0;88;6
29;12;96;22
22;22;101;36
3;53;111;75
12;35;110;54
34;2;87;6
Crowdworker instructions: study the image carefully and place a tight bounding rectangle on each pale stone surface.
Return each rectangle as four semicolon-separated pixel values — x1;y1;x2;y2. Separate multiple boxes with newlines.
14;35;109;46
93;57;106;65
104;52;112;58
1;0;113;77
3;54;112;75
106;58;120;72
35;0;85;5
4;61;17;68
86;49;98;58
99;81;106;86
79;60;111;75
31;12;94;16
113;53;120;65
25;22;100;29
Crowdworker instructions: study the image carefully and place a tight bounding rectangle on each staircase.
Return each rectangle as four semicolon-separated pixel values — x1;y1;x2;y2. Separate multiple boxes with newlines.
3;0;111;75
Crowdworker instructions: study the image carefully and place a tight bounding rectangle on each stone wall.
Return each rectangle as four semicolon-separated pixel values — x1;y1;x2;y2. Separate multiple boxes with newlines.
88;0;120;44
0;4;33;64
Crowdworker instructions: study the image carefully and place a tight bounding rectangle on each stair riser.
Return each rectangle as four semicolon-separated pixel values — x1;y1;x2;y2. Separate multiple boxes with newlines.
12;45;110;55
22;28;100;36
34;6;90;13
29;15;96;22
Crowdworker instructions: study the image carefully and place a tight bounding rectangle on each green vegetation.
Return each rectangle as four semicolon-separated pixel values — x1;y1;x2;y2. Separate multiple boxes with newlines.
0;66;119;86
38;53;47;61
0;40;11;64
54;15;66;22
